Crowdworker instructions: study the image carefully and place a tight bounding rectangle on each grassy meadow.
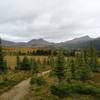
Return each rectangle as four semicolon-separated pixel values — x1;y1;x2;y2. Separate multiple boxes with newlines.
4;56;48;69
4;55;100;69
0;46;100;100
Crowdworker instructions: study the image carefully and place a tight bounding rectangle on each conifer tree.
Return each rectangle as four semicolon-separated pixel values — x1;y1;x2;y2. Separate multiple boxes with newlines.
76;51;92;82
3;60;8;72
49;52;55;68
0;38;4;72
16;55;21;70
54;50;66;84
74;52;81;79
2;60;8;81
30;58;38;74
20;56;31;70
84;49;89;64
65;58;72;83
89;43;98;70
0;38;8;81
70;59;76;79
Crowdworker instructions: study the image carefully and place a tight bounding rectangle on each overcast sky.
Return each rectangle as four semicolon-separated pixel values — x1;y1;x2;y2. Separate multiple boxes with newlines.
0;0;100;43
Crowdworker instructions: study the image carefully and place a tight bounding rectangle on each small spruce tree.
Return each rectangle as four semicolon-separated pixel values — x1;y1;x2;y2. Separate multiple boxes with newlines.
20;56;31;70
70;59;76;80
65;58;72;83
49;51;55;68
16;55;21;70
54;50;66;84
89;43;98;71
0;38;5;72
30;58;38;74
77;51;92;82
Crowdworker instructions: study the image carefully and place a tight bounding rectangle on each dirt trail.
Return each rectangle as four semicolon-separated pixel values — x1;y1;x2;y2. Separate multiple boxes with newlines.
0;78;31;100
0;70;51;100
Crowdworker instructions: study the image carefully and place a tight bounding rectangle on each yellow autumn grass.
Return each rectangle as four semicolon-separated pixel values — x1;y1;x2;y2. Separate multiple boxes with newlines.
4;56;48;69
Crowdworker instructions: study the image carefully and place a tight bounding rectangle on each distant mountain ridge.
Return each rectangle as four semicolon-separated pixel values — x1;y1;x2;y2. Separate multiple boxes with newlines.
67;35;92;43
27;38;54;47
1;38;54;47
1;35;100;50
56;35;93;48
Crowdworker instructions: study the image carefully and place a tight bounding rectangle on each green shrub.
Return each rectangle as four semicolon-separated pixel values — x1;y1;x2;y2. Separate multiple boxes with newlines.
20;56;31;70
50;83;100;98
0;80;5;85
71;84;94;94
93;88;100;94
30;76;46;86
72;84;100;95
50;84;72;98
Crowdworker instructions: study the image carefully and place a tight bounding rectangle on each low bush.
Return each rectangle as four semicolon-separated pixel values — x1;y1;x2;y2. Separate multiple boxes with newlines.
30;76;46;86
71;84;93;94
50;84;72;98
50;83;100;98
0;80;5;85
50;85;65;98
72;84;100;95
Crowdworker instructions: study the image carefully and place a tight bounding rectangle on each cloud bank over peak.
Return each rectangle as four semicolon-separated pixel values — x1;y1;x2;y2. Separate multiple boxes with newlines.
0;0;100;42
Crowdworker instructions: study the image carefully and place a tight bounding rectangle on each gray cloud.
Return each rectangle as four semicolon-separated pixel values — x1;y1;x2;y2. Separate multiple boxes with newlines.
0;0;100;42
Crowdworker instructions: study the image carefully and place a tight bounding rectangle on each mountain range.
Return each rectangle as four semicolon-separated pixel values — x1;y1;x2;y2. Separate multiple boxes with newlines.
1;35;100;50
1;38;54;47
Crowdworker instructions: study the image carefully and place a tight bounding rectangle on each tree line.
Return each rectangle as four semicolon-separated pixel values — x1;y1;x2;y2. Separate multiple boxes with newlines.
49;46;100;98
